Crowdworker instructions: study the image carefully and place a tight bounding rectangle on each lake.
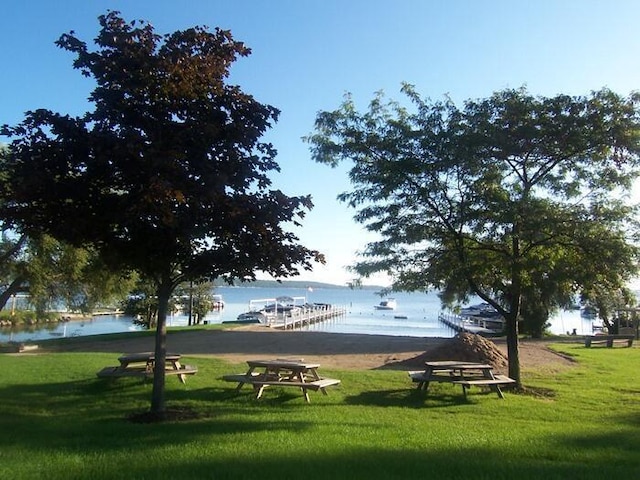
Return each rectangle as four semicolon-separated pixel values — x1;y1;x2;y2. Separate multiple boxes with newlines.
0;286;597;343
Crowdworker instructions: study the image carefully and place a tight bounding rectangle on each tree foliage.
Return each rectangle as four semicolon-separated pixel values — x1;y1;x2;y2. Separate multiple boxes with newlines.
307;85;640;385
1;145;130;314
1;12;321;416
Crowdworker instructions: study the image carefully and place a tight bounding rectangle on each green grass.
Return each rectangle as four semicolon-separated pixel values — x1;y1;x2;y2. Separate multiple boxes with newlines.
1;342;639;479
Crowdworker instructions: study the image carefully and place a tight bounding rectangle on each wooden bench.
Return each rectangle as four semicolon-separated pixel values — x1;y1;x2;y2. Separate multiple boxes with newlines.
451;374;515;399
408;370;459;382
584;335;635;348
97;364;198;383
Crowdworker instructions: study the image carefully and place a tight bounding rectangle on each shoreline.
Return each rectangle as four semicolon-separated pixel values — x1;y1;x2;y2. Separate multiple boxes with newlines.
37;326;578;372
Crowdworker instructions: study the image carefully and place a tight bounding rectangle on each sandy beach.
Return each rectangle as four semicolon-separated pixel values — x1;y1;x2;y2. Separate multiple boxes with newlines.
44;324;575;372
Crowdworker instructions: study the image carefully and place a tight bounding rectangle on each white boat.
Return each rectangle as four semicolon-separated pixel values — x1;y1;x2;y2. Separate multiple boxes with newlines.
212;294;225;309
231;296;307;324
461;316;505;335
374;298;397;310
229;311;266;324
459;303;505;335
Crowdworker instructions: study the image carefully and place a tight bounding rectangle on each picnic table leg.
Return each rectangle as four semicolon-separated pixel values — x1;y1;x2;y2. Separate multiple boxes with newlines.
255;384;266;399
295;370;313;402
236;366;258;391
420;366;434;392
170;360;188;384
483;369;504;399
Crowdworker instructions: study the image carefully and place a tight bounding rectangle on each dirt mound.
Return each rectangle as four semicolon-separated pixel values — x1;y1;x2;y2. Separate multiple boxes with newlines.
429;332;508;368
390;332;508;370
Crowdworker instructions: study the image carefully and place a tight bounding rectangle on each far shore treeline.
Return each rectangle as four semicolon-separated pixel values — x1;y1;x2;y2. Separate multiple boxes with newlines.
211;279;384;290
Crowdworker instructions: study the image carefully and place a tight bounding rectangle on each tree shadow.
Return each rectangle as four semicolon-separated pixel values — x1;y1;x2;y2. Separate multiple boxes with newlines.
344;387;470;408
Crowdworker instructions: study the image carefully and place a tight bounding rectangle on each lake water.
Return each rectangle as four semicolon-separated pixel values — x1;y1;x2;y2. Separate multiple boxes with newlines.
0;286;597;343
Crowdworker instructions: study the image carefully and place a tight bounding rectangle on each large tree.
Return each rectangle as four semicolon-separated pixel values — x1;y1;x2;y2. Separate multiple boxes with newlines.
1;12;321;417
307;85;640;386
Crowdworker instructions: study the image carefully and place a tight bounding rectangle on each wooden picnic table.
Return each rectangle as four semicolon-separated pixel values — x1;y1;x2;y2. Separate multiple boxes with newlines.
408;360;515;399
222;358;340;403
97;352;197;383
117;352;182;370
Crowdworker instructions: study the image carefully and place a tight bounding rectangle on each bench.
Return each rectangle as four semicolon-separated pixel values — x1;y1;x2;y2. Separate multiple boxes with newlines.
451;374;516;399
251;378;341;390
408;370;464;390
584;335;635;348
97;364;198;383
408;370;462;381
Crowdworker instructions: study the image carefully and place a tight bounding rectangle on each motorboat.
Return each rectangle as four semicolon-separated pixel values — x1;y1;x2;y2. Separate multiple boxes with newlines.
459;302;505;335
374;298;397;310
227;311;266;324
212;294;225;309
230;296;307;325
461;316;505;335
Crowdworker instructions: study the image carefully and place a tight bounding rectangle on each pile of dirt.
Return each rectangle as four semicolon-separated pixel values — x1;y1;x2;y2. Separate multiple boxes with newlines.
393;332;508;370
429;332;508;368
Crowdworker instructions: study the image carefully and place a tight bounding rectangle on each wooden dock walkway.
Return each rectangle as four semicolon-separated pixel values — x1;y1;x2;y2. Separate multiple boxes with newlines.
265;304;347;330
438;312;503;337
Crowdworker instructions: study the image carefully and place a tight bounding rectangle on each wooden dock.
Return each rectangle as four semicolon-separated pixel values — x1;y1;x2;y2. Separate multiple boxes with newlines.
265;304;347;330
438;312;503;337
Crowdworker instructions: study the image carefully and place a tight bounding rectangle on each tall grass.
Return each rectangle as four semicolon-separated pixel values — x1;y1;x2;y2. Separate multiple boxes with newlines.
0;342;638;479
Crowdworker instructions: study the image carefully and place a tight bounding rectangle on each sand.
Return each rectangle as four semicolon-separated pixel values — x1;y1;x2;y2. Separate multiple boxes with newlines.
44;324;576;372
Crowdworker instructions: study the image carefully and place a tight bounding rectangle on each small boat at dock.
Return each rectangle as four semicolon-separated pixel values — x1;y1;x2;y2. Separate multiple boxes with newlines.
229;296;347;328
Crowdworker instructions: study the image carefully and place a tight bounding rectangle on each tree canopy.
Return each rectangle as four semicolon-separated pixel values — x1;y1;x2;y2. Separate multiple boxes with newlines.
307;85;640;385
1;11;322;417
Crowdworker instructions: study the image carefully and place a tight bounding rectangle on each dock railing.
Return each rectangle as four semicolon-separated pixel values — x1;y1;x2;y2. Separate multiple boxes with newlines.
266;304;347;330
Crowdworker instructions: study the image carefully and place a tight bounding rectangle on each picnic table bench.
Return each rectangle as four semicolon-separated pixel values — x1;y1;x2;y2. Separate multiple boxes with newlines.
223;359;340;403
584;335;635;348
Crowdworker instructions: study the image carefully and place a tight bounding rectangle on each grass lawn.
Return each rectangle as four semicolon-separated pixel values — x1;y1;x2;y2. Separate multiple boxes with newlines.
0;340;639;479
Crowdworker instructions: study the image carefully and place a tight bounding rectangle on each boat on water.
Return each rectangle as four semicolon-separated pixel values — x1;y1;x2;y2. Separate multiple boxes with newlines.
229;296;307;324
581;306;597;318
374;298;397;310
458;302;505;335
231;311;266;324
212;294;225;309
461;316;504;335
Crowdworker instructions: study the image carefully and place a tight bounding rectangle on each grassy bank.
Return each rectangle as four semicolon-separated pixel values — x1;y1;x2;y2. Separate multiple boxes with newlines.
0;342;638;479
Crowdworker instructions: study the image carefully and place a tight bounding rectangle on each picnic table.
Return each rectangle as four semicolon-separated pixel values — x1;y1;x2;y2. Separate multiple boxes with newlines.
408;360;515;399
222;358;341;403
96;352;198;383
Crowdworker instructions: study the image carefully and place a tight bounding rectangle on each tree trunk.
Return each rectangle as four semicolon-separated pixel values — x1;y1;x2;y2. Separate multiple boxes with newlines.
0;277;28;311
150;282;171;417
505;312;521;388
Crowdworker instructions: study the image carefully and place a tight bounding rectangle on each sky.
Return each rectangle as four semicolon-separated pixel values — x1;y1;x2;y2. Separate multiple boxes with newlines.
2;0;640;286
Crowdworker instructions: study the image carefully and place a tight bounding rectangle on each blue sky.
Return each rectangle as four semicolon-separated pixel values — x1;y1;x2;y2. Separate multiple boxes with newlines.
2;1;640;286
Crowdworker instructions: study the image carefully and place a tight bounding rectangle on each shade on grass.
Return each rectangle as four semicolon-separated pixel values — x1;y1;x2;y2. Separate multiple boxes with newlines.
0;342;639;479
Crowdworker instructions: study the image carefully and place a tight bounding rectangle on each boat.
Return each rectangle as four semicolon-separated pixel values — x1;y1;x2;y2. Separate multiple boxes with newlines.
225;311;265;324
212;294;225;309
458;302;505;335
374;298;397;310
461;316;505;335
230;296;308;325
